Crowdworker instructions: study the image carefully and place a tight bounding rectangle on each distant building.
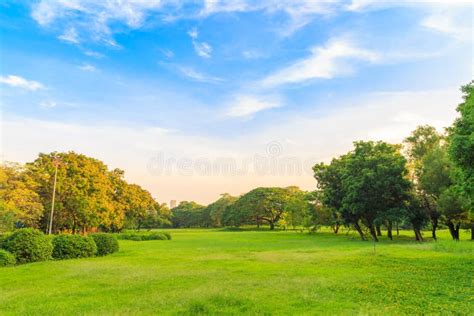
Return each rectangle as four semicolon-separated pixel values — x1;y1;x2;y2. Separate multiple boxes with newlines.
170;200;177;208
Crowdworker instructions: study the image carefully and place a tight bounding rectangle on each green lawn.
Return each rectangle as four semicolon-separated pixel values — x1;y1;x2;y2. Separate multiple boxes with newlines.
0;229;473;315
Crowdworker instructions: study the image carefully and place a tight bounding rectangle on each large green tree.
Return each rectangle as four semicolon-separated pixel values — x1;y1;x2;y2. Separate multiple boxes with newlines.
227;187;299;230
171;201;205;228
202;193;237;227
404;125;443;239
449;82;474;239
0;163;43;231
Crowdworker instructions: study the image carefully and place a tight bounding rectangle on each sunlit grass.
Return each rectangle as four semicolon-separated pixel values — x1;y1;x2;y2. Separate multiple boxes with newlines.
0;229;472;315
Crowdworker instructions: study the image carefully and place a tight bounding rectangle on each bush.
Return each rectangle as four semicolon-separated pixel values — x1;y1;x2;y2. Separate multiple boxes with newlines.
118;232;172;241
90;233;119;256
162;232;172;240
52;235;97;260
2;228;53;264
0;249;16;266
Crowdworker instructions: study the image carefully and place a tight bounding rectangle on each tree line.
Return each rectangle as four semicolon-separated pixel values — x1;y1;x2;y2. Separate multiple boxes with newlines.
1;83;472;240
170;83;473;241
0;152;171;233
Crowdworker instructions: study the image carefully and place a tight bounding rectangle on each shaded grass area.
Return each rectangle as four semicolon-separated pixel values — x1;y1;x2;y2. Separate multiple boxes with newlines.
0;229;472;315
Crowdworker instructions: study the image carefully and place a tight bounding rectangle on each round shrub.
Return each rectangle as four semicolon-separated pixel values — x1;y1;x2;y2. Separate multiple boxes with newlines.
52;234;97;260
90;233;119;256
162;232;172;240
144;233;168;240
2;228;53;264
0;249;16;266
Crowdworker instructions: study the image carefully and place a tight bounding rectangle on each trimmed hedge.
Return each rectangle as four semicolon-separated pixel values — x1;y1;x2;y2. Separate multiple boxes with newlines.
0;249;16;266
91;233;119;256
2;228;53;264
52;235;97;260
118;232;172;241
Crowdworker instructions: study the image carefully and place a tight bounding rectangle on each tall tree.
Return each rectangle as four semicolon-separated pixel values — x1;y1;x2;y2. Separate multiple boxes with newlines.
404;125;443;239
449;82;474;239
203;193;237;227
343;141;411;241
0;163;43;230
228;187;298;230
314;155;365;239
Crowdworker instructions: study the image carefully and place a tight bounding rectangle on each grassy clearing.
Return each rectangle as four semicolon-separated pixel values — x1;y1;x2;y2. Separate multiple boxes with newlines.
0;229;472;315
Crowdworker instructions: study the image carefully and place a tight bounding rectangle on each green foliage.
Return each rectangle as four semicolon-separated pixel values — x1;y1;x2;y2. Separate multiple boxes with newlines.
118;232;171;241
0;249;16;266
314;141;411;241
52;234;97;259
225;187;305;230
2;228;53;264
90;233;119;256
171;201;205;228
202;194;237;227
449;82;474;210
0;163;43;230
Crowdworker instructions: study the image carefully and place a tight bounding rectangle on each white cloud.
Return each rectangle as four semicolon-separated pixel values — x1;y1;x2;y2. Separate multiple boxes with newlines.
242;50;263;59
0;75;45;91
58;27;79;44
1;88;462;204
31;0;166;45
421;11;471;41
224;95;282;118
260;37;379;87
187;27;212;58
188;28;198;39
83;50;105;58
346;0;472;12
78;63;97;72
39;101;57;108
160;48;174;58
192;41;212;58
178;66;224;83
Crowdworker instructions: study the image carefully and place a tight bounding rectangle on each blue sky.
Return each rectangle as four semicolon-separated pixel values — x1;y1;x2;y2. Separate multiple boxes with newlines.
0;0;472;204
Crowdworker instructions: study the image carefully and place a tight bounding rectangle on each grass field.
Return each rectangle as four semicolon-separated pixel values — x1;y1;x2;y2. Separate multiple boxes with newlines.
0;229;473;315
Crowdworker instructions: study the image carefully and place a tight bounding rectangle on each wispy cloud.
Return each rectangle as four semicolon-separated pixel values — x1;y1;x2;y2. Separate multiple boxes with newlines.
0;75;45;91
421;11;471;41
260;37;379;87
83;50;105;59
58;27;79;44
31;0;166;45
188;27;198;39
39;100;57;108
188;27;212;58
193;41;212;58
178;66;224;83
160;49;174;58
78;63;97;72
224;95;281;118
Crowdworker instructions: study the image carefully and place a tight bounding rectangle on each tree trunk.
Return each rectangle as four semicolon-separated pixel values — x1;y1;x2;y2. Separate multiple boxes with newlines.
369;225;379;242
431;217;438;240
333;224;340;234
471;222;474;241
269;222;275;230
354;222;366;240
447;221;459;241
376;224;382;237
414;228;423;241
387;221;393;240
455;223;461;241
396;221;399;236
